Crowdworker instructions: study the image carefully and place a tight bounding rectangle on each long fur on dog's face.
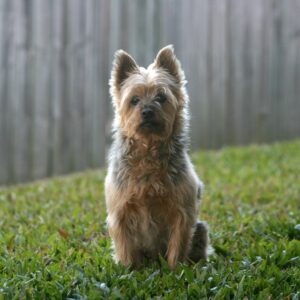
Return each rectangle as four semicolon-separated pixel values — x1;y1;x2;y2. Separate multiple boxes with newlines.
109;45;189;141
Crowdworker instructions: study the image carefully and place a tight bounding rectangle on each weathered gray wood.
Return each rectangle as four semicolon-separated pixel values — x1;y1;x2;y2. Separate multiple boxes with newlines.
292;1;300;137
10;0;27;182
0;0;14;184
205;0;214;148
90;0;106;168
255;0;272;143
82;0;94;169
69;0;86;171
224;0;236;145
58;0;72;174
0;0;7;183
269;0;284;142
31;0;51;179
50;0;64;175
210;0;227;148
66;0;79;172
153;0;164;51
248;0;263;143
145;0;155;65
93;0;110;168
46;0;55;177
108;0;121;61
281;1;300;140
0;0;300;185
241;0;254;144
189;0;210;149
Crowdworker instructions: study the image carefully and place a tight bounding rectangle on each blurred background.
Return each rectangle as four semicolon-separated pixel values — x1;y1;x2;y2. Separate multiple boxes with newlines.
0;0;299;185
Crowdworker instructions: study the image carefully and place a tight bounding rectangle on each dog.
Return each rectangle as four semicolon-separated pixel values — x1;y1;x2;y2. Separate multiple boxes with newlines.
105;45;210;269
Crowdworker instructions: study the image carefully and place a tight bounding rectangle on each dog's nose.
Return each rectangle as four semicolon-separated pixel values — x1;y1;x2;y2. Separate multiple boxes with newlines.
142;107;154;119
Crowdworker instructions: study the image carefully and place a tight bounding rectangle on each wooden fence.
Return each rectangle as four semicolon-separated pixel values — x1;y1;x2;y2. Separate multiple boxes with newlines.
0;0;300;185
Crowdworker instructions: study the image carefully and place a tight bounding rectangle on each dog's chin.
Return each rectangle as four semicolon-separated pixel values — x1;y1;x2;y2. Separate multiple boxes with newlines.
139;121;164;135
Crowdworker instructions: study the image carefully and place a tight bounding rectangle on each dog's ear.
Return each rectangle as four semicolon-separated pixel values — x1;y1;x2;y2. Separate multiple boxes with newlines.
110;50;138;94
154;45;184;84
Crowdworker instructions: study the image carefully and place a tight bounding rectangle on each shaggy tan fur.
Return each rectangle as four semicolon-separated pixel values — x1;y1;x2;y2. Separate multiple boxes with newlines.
105;45;210;269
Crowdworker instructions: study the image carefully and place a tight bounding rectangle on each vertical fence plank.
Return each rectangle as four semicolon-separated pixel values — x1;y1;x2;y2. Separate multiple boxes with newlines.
58;0;72;174
282;0;300;139
270;0;285;142
46;0;55;176
205;0;214;148
189;0;209;149
82;0;94;169
0;0;6;183
108;0;121;60
10;0;27;182
161;0;180;48
293;1;300;137
50;0;64;175
248;0;262;143
7;0;22;183
233;0;246;144
0;0;14;184
119;0;130;51
69;0;86;171
90;0;103;167
153;0;164;51
92;0;110;167
22;0;35;181
241;0;254;144
224;0;236;145
66;0;80;172
262;0;275;143
251;0;265;143
210;0;227;148
145;0;155;64
31;0;51;179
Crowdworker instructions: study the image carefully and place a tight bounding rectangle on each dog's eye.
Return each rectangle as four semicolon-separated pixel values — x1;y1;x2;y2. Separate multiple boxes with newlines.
154;93;167;104
131;96;140;106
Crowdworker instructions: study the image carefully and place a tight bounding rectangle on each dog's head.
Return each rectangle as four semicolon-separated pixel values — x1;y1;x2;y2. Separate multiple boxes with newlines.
110;45;188;141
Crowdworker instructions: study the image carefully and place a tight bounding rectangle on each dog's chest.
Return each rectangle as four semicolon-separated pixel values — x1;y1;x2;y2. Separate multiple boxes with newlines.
127;155;170;199
122;145;169;196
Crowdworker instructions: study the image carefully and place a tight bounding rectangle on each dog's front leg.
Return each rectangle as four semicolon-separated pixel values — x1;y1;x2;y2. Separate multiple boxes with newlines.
113;231;134;266
108;214;142;268
166;212;192;269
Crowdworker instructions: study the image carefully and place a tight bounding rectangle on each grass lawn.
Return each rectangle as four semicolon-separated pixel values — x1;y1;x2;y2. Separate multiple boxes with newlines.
0;140;299;299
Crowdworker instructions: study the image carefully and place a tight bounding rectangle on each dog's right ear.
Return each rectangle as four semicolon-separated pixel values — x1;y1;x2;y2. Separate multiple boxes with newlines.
154;45;184;85
110;50;138;98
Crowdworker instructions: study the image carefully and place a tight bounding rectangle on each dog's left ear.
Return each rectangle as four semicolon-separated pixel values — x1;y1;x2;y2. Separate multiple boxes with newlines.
154;45;185;84
110;50;139;101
